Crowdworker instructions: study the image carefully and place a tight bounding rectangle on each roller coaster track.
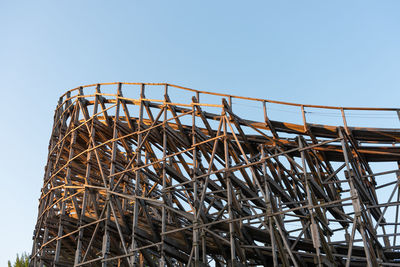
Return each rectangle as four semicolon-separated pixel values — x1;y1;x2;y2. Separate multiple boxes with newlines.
30;83;400;266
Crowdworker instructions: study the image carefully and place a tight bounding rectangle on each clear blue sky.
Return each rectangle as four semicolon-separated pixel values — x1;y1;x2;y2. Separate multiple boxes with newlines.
1;0;400;265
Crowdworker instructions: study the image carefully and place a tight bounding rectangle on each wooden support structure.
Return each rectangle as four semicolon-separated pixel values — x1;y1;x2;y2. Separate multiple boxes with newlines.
30;82;400;266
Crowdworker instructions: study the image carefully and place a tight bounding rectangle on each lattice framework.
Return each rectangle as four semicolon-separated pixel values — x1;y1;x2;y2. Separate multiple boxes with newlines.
31;83;400;267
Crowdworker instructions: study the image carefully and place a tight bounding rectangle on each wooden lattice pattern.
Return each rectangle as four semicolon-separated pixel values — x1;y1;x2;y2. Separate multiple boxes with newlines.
31;83;400;266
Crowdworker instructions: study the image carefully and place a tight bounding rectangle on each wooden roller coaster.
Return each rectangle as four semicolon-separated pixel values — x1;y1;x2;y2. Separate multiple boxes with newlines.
30;83;400;266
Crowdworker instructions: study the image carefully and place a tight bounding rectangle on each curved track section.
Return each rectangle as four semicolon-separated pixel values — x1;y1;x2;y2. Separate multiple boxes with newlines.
31;83;400;266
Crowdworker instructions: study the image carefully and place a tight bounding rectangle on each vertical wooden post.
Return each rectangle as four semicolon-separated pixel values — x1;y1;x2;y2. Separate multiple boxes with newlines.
160;84;168;267
192;96;200;265
102;85;121;267
223;102;235;265
341;108;349;135
131;84;145;264
301;105;307;133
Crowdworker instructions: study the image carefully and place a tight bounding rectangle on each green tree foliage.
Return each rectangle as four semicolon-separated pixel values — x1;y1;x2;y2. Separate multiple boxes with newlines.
8;253;29;267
